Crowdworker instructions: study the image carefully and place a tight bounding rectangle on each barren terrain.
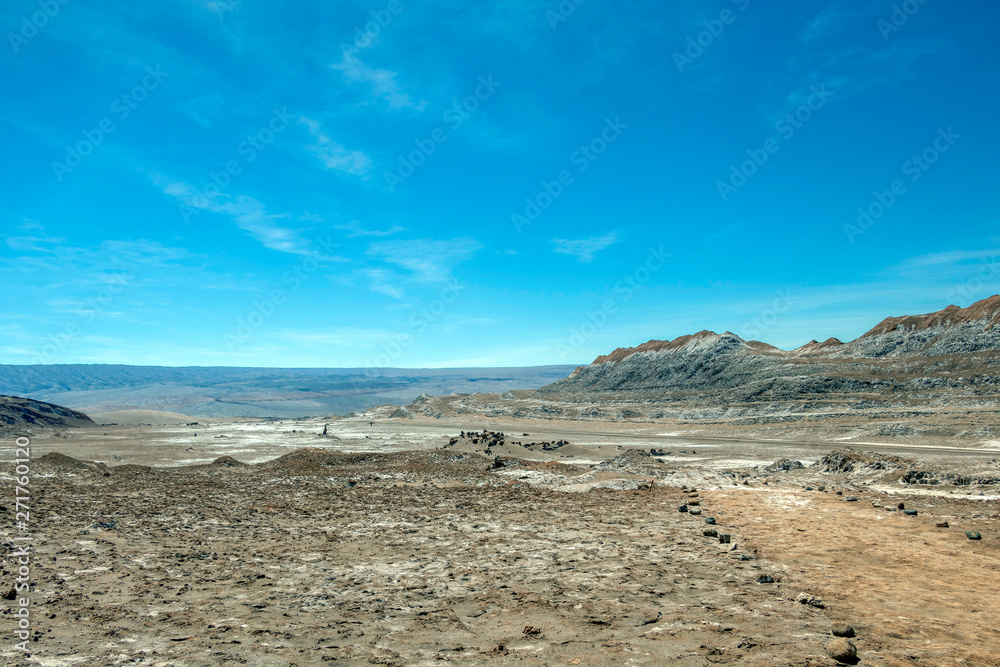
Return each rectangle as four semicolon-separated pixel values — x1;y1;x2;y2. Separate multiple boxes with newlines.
2;416;998;666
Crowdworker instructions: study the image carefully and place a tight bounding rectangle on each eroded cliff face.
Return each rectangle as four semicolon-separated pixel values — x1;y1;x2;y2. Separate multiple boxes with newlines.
539;296;1000;406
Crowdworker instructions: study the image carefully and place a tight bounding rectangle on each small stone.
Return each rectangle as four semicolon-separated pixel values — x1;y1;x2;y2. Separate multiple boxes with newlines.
826;638;857;663
836;491;842;496
966;531;982;540
703;529;718;538
831;622;856;638
805;486;814;491
903;510;918;516
936;521;949;528
797;592;825;608
739;554;753;561
756;574;775;584
678;504;688;513
688;509;702;516
688;500;701;506
705;517;716;525
718;534;731;544
897;502;905;510
886;507;897;512
845;496;858;502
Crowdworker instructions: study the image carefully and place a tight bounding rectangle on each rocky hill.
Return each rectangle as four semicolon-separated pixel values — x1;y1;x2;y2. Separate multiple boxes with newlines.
0;395;97;432
539;296;1000;406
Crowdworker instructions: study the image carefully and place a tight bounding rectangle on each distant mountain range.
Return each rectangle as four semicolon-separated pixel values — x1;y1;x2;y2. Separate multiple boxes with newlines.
541;296;1000;406
0;365;579;418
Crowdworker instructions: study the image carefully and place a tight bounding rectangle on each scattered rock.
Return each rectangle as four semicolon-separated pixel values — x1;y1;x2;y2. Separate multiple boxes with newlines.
705;517;716;525
796;593;825;609
678;504;688;513
826;638;858;664
966;531;982;540
845;496;858;502
718;534;731;544
936;521;949;528
703;529;718;538
831;623;856;638
903;510;918;516
764;458;805;473
756;574;775;584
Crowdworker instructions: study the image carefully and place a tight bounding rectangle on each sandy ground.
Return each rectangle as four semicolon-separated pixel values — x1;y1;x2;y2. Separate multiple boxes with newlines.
2;417;998;665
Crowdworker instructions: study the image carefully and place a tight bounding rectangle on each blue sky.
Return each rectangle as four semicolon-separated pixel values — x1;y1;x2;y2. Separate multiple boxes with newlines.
2;0;998;368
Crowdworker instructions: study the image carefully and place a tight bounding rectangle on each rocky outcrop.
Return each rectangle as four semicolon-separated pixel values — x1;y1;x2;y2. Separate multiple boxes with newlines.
836;295;1000;358
0;395;96;430
539;297;1000;407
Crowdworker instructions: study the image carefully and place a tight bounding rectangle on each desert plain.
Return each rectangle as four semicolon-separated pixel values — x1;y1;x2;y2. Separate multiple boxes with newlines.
2;411;998;666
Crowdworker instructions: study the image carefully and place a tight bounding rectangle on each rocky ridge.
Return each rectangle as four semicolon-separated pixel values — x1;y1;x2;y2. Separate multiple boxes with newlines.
540;296;1000;406
0;395;96;433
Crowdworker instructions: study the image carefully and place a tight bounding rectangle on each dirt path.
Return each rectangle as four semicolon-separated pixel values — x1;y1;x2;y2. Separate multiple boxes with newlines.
713;486;1000;666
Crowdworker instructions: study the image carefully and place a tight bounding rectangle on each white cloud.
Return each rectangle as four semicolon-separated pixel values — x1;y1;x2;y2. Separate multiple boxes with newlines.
803;4;855;42
551;232;618;263
360;268;405;299
903;248;1000;268
5;233;67;254
159;178;323;256
367;237;483;282
299;117;373;176
331;54;427;110
337;221;407;238
274;327;398;347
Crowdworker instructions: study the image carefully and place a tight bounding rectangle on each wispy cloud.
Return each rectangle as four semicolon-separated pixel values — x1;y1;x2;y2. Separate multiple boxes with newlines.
274;327;397;347
902;248;1000;268
360;268;405;299
803;4;856;42
551;233;618;263
299;117;373;176
330;53;427;110
768;36;947;123
5;232;67;254
366;237;483;281
337;221;407;238
159;178;331;257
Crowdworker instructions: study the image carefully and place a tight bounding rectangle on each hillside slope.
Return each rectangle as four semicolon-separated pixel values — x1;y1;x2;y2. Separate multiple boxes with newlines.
0;395;97;431
540;296;1000;406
